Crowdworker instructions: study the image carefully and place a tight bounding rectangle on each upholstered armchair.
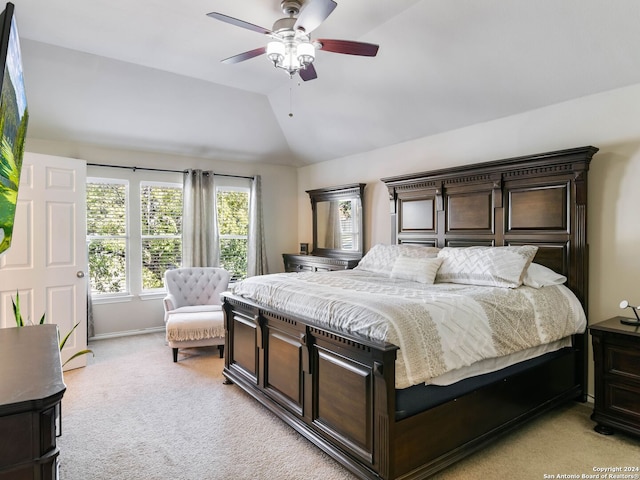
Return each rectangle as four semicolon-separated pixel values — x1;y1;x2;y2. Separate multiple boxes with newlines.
163;267;230;362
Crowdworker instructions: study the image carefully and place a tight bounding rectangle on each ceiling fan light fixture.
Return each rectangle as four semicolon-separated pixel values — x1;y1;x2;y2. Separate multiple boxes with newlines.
266;35;315;77
296;42;315;66
267;41;285;65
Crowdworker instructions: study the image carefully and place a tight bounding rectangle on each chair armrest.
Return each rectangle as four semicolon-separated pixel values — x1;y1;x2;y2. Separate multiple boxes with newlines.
163;294;177;313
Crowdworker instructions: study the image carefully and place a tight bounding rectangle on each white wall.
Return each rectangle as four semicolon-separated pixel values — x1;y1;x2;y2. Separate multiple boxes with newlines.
25;139;298;337
297;82;640;396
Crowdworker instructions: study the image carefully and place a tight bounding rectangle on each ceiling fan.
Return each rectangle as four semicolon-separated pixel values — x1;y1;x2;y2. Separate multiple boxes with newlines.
206;0;379;81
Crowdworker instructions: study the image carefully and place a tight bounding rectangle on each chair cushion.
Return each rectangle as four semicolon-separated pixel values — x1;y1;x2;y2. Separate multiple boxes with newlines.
166;310;224;342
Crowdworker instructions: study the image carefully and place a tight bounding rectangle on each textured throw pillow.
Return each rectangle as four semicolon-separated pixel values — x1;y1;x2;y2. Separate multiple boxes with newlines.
390;256;443;284
523;263;567;288
436;245;538;288
355;244;440;275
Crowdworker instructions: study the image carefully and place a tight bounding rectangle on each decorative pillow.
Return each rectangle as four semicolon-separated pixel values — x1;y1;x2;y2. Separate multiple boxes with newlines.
436;245;538;288
523;263;567;288
355;244;440;275
390;256;443;284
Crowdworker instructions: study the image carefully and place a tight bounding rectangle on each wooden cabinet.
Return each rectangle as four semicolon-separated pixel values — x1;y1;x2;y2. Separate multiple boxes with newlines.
590;317;640;437
0;325;66;480
282;253;359;272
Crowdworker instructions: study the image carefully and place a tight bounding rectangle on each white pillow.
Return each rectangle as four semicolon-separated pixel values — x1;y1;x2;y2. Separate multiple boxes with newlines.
523;263;567;288
355;244;440;275
436;245;538;288
390;256;443;284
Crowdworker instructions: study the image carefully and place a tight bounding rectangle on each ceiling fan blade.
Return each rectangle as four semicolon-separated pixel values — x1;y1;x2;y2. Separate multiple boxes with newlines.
299;63;318;81
206;12;273;36
316;39;379;57
294;0;337;34
221;47;267;64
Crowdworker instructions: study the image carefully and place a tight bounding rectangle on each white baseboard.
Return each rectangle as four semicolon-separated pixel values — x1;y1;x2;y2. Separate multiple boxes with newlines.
90;326;165;341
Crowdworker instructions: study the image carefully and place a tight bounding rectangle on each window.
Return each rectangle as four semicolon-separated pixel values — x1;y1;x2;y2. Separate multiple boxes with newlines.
216;186;249;281
87;172;182;299
86;179;128;295
87;170;250;300
140;182;182;290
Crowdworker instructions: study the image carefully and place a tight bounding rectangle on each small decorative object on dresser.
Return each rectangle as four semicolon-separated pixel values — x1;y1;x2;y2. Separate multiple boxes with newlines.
590;317;640;437
283;183;365;272
618;300;640;326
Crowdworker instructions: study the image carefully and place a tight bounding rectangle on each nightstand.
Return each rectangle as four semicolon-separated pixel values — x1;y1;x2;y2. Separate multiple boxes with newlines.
589;317;640;437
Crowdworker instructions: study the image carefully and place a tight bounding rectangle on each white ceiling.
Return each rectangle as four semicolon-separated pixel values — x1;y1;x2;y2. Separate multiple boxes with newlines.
14;0;640;167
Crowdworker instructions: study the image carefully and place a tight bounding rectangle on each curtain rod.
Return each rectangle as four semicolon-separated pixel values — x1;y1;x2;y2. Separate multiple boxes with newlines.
86;162;254;180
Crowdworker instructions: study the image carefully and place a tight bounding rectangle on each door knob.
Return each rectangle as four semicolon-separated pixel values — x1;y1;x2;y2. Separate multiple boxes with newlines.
77;271;85;278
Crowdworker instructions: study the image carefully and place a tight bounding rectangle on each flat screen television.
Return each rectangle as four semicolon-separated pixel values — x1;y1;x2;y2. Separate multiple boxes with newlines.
0;2;28;255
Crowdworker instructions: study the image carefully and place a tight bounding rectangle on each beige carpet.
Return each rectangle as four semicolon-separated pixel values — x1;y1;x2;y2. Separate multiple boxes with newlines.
58;333;640;480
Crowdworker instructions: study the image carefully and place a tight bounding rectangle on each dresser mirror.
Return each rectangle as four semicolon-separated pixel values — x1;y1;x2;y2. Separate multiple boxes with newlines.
308;183;365;259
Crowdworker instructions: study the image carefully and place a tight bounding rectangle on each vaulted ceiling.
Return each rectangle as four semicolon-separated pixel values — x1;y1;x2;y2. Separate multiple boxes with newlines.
15;0;640;167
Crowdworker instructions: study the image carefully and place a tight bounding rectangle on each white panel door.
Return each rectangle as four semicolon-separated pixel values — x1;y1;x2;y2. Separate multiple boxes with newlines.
0;152;88;370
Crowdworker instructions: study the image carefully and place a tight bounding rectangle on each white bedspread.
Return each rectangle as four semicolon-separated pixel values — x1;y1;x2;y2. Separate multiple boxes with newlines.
231;270;586;389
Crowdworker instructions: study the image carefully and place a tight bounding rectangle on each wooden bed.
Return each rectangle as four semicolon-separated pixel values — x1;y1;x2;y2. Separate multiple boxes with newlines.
221;146;598;479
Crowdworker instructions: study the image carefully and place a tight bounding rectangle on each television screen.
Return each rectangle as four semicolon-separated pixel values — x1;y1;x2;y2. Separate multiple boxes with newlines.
0;2;28;255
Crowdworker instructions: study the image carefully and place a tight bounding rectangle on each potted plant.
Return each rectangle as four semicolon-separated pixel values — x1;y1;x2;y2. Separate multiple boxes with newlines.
12;291;93;367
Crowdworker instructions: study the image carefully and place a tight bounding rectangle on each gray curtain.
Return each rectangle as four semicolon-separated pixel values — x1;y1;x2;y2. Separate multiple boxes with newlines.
182;170;220;267
87;284;94;339
247;175;268;277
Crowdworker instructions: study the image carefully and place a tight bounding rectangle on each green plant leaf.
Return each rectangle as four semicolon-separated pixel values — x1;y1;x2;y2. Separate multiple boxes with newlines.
59;322;80;351
11;292;23;327
61;349;94;367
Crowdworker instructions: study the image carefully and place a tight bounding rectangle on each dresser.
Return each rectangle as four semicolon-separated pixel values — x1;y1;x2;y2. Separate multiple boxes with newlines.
590;317;640;437
282;253;359;272
0;325;66;480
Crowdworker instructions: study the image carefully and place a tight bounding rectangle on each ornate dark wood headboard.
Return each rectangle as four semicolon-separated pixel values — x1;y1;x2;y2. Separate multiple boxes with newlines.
381;146;598;314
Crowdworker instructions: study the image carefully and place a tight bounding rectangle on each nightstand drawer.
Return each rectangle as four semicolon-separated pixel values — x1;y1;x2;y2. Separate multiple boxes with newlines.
607;382;640;421
606;345;640;381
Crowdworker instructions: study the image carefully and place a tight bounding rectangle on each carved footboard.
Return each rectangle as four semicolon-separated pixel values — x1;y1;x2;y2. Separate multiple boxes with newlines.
222;294;398;479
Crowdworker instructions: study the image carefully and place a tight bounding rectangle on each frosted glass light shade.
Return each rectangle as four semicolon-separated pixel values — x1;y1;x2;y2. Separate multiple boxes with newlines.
267;41;285;64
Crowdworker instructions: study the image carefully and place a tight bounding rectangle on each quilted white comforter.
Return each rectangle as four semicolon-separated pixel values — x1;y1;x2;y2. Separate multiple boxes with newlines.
231;270;586;389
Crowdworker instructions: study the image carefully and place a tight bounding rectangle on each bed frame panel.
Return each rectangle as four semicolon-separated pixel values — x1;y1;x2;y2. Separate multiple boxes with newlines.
222;146;598;479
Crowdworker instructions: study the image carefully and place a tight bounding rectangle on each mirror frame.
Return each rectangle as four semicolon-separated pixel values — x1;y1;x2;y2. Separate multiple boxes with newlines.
307;183;365;259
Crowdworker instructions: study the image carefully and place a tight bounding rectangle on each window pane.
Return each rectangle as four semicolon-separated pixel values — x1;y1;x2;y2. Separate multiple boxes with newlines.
219;238;248;281
142;238;182;289
217;189;249;281
141;183;183;291
88;238;126;294
141;184;182;235
87;183;126;236
87;180;127;295
217;191;248;235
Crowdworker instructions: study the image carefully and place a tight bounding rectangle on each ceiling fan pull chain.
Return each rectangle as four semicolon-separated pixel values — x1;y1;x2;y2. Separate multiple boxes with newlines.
289;82;294;118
